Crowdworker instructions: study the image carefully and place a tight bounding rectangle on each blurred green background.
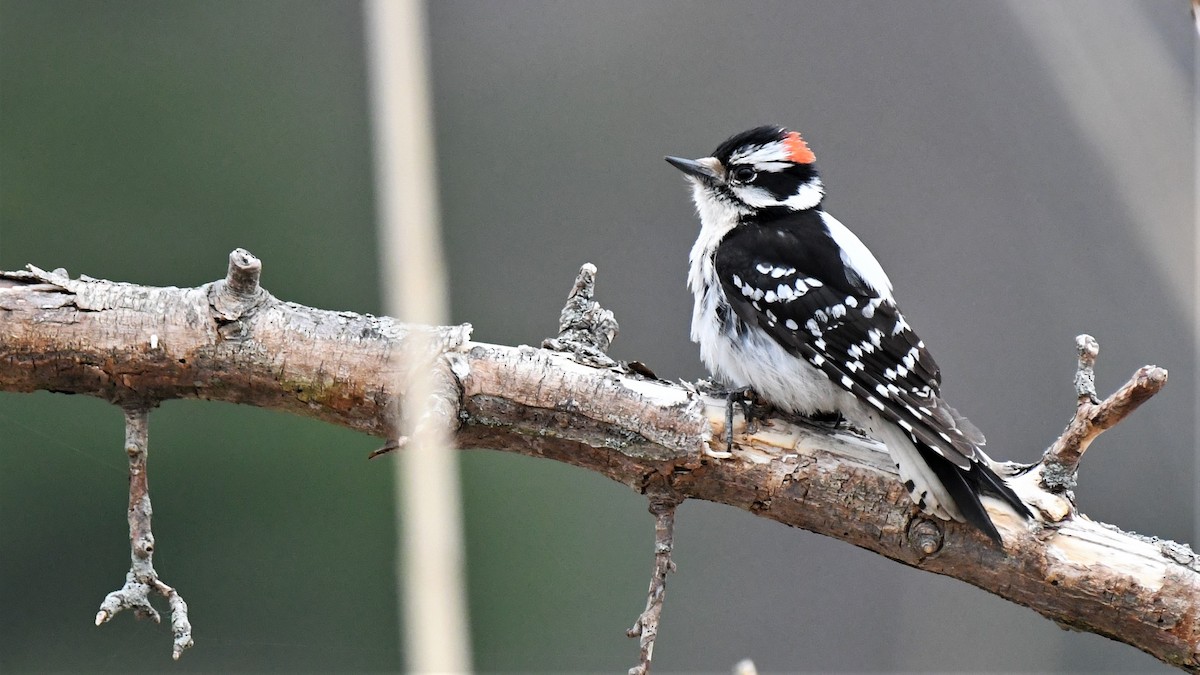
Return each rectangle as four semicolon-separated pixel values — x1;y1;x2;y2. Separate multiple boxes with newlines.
1;1;1194;672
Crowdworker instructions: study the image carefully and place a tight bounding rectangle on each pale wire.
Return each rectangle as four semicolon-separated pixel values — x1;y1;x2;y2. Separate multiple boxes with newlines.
364;1;472;672
1194;0;1199;556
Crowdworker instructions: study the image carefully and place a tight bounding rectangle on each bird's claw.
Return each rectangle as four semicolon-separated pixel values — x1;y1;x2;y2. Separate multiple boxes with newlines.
715;386;759;456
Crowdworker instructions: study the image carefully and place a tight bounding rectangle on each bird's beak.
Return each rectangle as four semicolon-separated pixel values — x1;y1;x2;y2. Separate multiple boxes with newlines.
665;155;722;181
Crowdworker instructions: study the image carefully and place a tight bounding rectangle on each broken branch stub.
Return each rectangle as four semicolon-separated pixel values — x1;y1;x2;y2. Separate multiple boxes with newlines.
543;262;619;367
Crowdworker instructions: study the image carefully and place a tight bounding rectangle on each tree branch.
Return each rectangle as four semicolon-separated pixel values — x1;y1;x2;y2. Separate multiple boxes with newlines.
1;253;1195;671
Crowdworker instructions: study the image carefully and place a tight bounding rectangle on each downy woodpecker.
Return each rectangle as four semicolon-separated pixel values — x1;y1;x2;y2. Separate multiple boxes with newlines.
667;125;1030;543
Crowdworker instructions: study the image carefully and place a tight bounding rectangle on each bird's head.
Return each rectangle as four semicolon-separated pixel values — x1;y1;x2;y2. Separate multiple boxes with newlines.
666;125;824;215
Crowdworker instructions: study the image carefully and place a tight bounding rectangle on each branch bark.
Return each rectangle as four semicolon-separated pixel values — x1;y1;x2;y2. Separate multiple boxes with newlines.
1;255;1195;671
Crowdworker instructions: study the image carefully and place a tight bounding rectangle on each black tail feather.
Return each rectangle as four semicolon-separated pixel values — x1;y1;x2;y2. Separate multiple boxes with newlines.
912;441;1029;545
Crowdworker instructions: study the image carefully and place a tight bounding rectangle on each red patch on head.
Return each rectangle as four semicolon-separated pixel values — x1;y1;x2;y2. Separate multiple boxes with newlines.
782;131;816;164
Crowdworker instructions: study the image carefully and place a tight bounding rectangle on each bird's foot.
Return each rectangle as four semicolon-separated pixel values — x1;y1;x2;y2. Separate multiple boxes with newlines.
710;386;772;457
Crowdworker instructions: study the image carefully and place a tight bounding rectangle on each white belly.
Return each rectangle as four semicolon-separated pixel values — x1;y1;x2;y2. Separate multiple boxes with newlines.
691;282;859;416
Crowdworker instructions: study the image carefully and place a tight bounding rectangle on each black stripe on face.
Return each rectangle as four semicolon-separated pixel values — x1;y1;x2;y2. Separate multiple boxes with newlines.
747;163;818;201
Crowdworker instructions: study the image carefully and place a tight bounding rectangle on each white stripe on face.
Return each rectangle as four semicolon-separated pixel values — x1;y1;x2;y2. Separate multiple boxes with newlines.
730;141;789;166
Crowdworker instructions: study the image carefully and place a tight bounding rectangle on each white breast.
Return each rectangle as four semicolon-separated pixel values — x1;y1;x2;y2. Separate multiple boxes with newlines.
684;185;857;415
690;277;858;415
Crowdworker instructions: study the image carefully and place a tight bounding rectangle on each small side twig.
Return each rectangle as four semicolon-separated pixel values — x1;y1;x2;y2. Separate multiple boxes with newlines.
1038;334;1167;494
626;496;680;675
543;262;619;367
95;407;193;660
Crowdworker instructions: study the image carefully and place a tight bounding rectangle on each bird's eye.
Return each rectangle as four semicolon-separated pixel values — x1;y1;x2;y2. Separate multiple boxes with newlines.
731;167;756;183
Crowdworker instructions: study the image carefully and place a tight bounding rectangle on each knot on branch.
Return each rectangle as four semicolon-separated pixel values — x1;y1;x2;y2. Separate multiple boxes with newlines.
543;263;619;368
209;248;269;322
907;518;944;556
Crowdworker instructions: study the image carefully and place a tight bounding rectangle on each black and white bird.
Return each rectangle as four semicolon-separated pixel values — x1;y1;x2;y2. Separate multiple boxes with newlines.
666;125;1030;543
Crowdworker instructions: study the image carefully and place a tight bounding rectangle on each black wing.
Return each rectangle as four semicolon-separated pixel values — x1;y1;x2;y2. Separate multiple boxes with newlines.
713;221;985;468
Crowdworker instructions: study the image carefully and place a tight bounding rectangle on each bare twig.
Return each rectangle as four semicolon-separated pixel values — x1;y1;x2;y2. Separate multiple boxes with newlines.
1038;334;1168;494
95;407;193;660
626;496;680;675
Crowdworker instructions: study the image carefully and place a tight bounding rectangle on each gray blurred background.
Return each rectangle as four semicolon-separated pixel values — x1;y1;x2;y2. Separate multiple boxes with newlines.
0;1;1194;672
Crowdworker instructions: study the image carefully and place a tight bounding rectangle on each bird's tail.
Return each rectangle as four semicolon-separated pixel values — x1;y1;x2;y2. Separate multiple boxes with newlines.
875;421;1030;544
911;440;1031;544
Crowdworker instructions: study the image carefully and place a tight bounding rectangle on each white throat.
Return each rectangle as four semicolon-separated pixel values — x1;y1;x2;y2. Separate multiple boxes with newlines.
685;179;747;297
